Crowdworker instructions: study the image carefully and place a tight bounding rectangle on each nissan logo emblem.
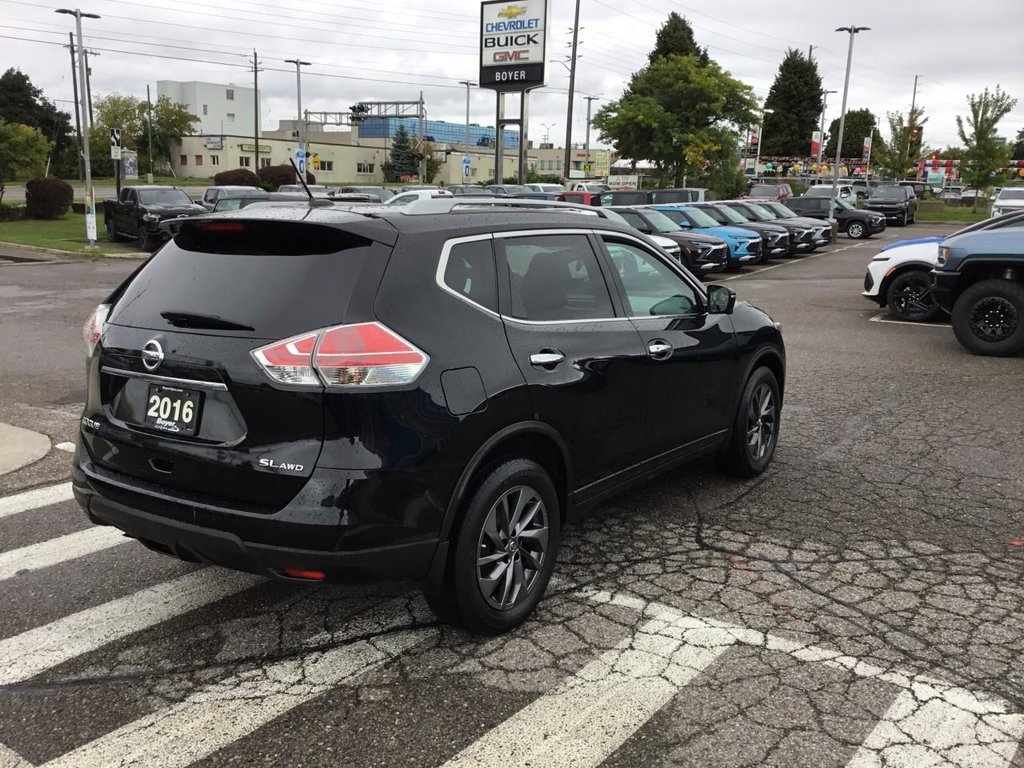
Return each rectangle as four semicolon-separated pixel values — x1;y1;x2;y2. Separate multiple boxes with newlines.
141;340;164;372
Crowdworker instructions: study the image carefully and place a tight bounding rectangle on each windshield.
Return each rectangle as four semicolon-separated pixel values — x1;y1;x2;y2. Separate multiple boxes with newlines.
599;208;630;226
738;203;774;221
750;185;779;195
834;199;856;212
500;185;530;194
642;209;683;233
678;208;718;227
138;189;192;206
955;210;1024;236
870;187;905;200
763;202;796;218
710;205;748;224
998;189;1024;200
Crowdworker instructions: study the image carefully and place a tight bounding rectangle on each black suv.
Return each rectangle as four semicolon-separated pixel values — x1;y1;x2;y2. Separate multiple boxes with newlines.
74;203;785;634
785;196;886;239
865;185;918;226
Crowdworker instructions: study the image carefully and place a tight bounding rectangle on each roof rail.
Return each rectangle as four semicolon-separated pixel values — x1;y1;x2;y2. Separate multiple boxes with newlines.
399;197;602;216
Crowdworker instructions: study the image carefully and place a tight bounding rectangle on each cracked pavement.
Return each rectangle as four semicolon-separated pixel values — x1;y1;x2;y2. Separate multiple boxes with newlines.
2;226;1023;767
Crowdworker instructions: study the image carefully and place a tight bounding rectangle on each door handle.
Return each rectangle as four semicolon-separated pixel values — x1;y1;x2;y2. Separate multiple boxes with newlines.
530;350;565;369
647;340;673;360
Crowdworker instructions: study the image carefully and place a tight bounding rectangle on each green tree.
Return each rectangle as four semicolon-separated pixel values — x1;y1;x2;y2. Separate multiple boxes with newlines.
957;86;1017;210
870;107;926;180
761;50;823;156
0;69;74;175
1011;127;1024;161
93;93;196;173
0;119;51;188
424;142;443;183
388;124;416;181
648;12;708;66
823;108;877;159
594;51;757;187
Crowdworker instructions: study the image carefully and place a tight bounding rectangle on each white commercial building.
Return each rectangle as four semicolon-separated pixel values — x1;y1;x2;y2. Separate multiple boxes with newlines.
156;81;256;137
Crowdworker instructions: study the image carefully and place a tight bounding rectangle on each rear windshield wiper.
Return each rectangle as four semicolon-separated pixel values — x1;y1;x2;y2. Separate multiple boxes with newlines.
160;311;255;331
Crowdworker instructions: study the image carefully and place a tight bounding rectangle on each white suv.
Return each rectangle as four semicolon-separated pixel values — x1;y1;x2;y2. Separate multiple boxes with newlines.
991;188;1024;217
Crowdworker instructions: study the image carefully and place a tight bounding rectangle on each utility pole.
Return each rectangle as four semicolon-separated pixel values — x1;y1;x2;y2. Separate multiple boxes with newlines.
284;59;310;180
56;8;100;248
67;33;83;181
583;95;599;176
563;0;581;179
910;74;919;115
458;80;476;146
145;84;154;183
418;91;426;183
252;50;261;170
831;26;870;222
818;88;837;171
808;44;816;62
83;49;96;124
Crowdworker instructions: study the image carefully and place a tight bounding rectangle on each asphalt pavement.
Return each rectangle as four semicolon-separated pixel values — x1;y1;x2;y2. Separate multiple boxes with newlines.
3;227;1024;768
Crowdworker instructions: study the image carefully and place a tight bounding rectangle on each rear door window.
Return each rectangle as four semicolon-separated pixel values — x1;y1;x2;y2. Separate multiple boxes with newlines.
500;234;615;322
107;222;379;339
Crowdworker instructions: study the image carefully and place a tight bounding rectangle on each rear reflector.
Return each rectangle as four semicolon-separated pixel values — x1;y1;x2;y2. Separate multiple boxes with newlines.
251;322;428;389
282;568;325;581
198;221;246;232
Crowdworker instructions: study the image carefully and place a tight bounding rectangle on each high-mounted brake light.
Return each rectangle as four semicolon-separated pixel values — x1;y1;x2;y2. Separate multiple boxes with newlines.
198;221;246;232
83;303;111;357
251;322;428;389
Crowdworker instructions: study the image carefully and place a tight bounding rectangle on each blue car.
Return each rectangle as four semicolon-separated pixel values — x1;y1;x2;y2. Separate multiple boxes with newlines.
651;205;763;266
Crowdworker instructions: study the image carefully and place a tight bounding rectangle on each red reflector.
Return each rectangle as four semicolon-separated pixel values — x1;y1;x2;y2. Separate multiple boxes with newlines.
199;221;246;231
282;568;325;581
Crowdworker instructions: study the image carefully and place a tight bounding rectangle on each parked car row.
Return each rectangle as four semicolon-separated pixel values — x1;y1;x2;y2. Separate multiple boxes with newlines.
863;211;1024;355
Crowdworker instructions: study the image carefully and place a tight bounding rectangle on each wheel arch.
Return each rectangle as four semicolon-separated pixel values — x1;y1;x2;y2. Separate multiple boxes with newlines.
878;261;936;304
440;421;572;541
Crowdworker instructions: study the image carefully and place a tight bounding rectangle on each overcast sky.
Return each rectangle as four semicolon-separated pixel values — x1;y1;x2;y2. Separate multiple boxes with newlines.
3;0;1023;153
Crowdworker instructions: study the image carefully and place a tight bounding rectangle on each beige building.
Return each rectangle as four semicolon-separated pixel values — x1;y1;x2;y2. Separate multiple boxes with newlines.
170;126;611;185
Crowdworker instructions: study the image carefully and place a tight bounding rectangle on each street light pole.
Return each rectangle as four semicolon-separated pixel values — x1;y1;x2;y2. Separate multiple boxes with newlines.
831;26;870;220
458;80;476;146
583;95;599;176
284;58;310;180
754;108;774;178
563;0;581;179
818;88;837;172
541;122;555;143
56;7;100;248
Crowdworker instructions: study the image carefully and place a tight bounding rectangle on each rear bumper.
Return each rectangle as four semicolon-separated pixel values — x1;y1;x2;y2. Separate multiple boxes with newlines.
72;452;443;583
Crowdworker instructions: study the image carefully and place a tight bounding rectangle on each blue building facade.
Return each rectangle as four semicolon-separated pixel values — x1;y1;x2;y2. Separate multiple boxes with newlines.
356;117;519;149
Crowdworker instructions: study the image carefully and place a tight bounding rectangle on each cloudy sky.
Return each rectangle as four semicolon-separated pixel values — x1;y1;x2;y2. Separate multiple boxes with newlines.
3;0;1022;153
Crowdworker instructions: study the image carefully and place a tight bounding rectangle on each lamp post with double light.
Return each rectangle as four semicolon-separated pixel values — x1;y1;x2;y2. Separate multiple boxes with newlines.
830;26;870;220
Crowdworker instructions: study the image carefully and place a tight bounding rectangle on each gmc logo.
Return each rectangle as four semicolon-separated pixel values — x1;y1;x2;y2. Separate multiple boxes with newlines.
493;50;529;62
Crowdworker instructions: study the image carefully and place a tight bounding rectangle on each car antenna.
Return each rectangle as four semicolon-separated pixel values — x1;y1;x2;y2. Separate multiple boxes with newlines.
289;158;314;203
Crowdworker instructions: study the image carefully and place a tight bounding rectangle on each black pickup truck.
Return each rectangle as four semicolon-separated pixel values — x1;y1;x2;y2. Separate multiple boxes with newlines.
103;186;204;250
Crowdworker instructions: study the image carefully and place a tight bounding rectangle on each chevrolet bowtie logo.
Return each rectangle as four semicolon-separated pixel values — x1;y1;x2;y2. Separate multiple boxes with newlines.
498;4;527;19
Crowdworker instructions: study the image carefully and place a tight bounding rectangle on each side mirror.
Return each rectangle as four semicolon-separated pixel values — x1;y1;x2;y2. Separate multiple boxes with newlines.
706;284;736;314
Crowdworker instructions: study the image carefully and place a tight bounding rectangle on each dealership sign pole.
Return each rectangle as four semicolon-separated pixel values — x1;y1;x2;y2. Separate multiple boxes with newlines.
480;0;548;184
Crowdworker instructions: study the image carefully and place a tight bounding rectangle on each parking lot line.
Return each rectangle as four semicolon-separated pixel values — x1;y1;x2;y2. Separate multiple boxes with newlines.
443;607;736;768
0;483;73;519
0;569;263;687
869;312;952;328
0;527;127;581
42;623;430;768
845;689;1024;768
723;242;863;281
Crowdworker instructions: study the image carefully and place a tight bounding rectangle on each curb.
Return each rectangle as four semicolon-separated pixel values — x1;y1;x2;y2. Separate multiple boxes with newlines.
0;241;147;260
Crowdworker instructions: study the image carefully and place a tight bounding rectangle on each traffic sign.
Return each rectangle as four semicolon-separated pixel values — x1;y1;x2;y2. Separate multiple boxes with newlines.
294;149;306;176
462;155;471;180
110;128;122;160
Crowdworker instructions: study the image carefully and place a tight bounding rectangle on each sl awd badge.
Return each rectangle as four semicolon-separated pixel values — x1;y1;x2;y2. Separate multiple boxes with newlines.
258;458;305;473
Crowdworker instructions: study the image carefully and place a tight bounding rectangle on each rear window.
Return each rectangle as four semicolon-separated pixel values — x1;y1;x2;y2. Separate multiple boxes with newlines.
108;222;377;338
998;189;1024;200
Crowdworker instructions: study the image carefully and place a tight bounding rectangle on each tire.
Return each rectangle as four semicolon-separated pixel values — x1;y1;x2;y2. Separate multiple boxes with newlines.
846;221;866;239
887;270;941;322
138;229;155;252
951;279;1024;356
105;219;122;242
897;212;908;226
427;459;560;634
721;367;781;478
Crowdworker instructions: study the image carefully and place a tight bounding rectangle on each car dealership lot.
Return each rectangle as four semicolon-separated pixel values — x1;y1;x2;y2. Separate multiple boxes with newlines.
2;226;1024;767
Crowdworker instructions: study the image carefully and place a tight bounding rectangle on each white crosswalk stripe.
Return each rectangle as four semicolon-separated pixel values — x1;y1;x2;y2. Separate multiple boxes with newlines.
0;569;263;687
0;483;74;519
0;526;127;581
0;742;32;768
41;603;434;768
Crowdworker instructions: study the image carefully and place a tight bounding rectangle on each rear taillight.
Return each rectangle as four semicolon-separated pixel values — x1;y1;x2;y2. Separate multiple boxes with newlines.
83;303;111;357
251;322;428;389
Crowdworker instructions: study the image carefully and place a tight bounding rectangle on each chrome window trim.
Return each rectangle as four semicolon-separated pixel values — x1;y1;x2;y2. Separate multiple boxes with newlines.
100;366;228;391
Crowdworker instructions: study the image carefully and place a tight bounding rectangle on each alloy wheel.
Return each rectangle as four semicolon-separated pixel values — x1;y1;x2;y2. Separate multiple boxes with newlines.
891;275;936;320
746;383;776;462
969;297;1018;342
476;485;549;611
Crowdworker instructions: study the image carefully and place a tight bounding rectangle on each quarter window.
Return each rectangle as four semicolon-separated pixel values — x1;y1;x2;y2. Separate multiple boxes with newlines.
501;234;614;322
602;239;700;317
443;239;498;312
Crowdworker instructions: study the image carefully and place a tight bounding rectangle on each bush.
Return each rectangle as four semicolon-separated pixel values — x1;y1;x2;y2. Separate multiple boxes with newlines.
0;203;26;221
24;177;74;219
212;168;261;187
257;164;316;191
